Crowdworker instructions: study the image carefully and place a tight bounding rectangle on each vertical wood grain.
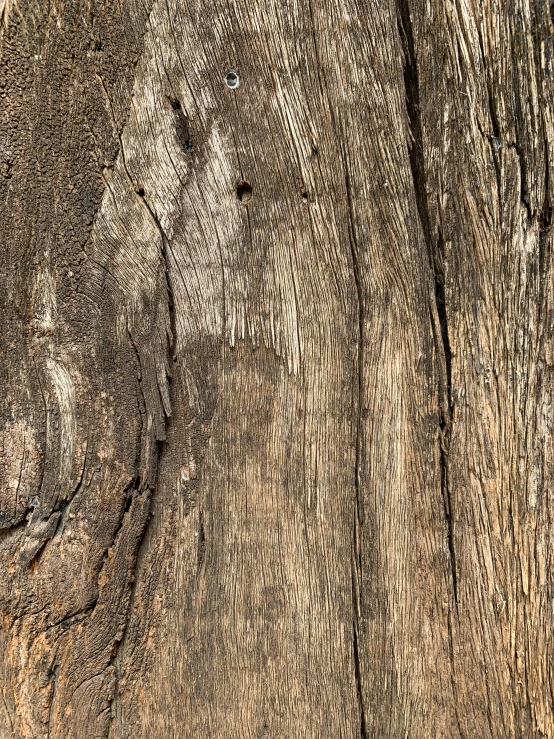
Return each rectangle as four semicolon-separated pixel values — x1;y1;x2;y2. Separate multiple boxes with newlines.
0;0;552;737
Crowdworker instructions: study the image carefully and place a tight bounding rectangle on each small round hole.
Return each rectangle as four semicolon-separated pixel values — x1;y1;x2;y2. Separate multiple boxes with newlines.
301;191;309;202
136;187;145;197
170;99;182;110
225;69;241;89
236;181;252;203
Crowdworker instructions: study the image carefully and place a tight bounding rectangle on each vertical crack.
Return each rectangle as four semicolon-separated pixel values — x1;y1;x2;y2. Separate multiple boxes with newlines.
434;227;456;609
537;137;551;356
351;557;367;739
108;484;154;737
396;6;463;734
305;2;367;730
105;184;176;736
397;0;457;607
539;136;552;231
344;151;368;739
46;662;60;739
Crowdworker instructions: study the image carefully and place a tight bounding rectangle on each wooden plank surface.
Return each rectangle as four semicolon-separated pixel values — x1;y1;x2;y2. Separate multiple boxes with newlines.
0;0;552;737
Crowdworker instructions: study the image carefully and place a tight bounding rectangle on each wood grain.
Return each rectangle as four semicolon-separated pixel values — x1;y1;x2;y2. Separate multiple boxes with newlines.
0;0;552;737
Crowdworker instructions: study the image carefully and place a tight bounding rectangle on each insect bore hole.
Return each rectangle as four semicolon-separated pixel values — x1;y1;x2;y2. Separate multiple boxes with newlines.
236;181;252;203
136;187;145;197
225;69;240;89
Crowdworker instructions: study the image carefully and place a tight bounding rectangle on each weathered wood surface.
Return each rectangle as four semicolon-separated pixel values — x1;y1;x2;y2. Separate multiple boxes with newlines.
0;0;552;736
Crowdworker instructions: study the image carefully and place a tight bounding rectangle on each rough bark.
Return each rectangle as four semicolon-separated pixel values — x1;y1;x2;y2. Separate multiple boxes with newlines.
0;0;552;737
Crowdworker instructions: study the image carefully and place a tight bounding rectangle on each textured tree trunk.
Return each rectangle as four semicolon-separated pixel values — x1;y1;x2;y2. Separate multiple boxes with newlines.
0;0;553;736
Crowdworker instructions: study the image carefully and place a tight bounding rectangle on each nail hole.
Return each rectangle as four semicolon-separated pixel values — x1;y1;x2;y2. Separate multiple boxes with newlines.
236;181;252;203
136;187;145;197
225;69;240;89
301;191;309;202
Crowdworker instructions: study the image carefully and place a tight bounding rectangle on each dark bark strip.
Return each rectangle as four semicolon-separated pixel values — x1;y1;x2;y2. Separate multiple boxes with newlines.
0;0;170;734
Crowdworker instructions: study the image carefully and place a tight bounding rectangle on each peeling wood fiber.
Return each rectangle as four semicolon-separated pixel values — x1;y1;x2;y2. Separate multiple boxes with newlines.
0;0;553;737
